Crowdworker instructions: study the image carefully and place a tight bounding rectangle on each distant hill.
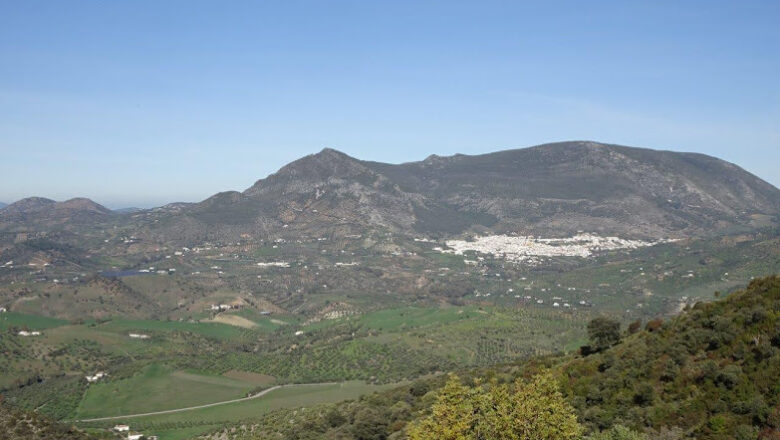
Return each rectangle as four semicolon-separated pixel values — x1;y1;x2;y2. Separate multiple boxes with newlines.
0;197;112;229
158;141;780;240
0;202;6;209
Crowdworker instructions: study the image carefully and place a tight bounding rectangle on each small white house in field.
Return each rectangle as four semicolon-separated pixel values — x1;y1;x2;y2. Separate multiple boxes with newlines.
127;433;144;440
295;330;304;336
0;306;6;313
18;330;41;336
85;371;107;383
210;304;234;311
113;424;130;432
128;333;150;339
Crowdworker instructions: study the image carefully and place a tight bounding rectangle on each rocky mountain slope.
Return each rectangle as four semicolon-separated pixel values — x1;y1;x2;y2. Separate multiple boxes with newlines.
146;141;780;241
2;141;778;243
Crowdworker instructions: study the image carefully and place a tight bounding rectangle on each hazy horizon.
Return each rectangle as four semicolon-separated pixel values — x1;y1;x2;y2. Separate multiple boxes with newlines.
2;1;778;208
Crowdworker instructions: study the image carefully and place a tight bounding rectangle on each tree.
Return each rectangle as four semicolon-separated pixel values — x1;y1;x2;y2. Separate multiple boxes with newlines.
407;372;582;440
588;317;621;352
351;407;390;440
407;374;476;440
324;407;346;428
477;372;583;440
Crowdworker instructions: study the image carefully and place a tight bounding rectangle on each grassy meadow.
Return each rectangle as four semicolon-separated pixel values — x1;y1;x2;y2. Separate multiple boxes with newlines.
76;363;262;418
79;381;398;440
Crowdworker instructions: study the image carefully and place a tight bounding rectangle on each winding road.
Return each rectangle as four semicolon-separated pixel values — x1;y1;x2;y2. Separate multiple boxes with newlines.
75;382;337;422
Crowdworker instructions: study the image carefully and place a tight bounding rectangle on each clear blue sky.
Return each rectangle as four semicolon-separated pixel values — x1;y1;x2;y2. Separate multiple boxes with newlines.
1;0;778;208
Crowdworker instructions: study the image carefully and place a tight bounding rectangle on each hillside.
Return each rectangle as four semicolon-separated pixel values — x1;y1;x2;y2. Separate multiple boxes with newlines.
201;276;780;440
556;275;780;438
0;142;777;323
115;141;779;244
0;403;100;440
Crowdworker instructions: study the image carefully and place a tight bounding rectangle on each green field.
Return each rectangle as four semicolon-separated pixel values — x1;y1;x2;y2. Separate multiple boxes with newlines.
358;305;482;330
0;311;68;330
76;364;259;418
98;319;248;340
80;381;398;440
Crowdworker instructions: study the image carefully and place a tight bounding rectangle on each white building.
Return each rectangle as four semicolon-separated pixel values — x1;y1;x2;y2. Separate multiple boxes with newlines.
85;372;107;383
113;425;130;432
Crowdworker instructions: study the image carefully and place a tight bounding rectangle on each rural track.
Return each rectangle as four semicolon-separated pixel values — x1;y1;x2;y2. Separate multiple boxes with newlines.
74;382;337;422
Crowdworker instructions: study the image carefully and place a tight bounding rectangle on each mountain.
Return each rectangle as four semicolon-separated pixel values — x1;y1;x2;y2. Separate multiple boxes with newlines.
0;202;6;209
0;197;112;229
153;141;779;241
2;142;778;242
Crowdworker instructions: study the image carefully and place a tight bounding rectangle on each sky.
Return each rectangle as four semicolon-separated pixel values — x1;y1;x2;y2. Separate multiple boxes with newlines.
1;1;778;208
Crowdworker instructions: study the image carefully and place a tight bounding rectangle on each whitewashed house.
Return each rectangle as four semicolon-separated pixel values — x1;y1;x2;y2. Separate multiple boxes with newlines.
85;371;107;383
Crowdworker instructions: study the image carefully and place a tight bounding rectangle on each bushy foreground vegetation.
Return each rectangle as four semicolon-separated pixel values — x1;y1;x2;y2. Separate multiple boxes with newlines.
201;276;780;440
407;372;582;440
558;275;780;439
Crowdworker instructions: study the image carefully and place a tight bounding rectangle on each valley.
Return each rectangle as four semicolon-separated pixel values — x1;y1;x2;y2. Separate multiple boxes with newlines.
0;142;778;440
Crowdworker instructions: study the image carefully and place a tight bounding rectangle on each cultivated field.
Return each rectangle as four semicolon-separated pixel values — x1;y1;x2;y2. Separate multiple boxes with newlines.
78;381;398;440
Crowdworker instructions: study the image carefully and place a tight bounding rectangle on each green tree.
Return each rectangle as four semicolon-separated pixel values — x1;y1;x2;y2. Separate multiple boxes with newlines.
408;372;582;440
351;407;389;440
407;374;476;440
477;372;583;440
588;317;621;351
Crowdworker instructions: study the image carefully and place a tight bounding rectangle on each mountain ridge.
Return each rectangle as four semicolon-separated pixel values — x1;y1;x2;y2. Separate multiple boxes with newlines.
169;141;780;240
2;141;778;241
